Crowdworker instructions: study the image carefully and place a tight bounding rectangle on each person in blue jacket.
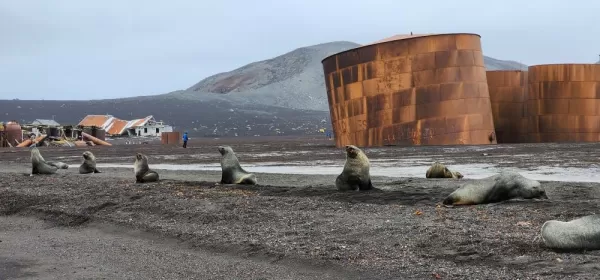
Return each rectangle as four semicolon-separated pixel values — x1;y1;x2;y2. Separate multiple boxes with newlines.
182;132;189;148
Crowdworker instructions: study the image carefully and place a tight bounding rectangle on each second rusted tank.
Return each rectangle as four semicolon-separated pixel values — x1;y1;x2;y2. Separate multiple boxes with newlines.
322;33;497;147
486;70;529;143
4;121;23;146
526;64;600;143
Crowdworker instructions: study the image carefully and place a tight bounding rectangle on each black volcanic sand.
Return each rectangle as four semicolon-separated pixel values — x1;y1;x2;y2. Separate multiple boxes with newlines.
1;138;600;279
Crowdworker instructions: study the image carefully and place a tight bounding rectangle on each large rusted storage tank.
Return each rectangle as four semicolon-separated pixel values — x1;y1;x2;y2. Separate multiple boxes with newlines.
4;121;23;146
0;122;5;147
526;64;600;143
486;70;529;143
83;127;106;140
322;33;497;147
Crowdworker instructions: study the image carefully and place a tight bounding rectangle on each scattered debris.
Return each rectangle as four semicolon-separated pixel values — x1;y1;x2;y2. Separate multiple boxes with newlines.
516;221;531;227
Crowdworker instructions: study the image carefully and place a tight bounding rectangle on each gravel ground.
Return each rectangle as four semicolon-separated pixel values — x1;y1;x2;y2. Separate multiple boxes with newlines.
1;138;600;279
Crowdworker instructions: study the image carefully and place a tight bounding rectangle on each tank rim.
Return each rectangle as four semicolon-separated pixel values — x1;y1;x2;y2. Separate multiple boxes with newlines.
321;32;482;64
528;63;600;67
486;70;528;73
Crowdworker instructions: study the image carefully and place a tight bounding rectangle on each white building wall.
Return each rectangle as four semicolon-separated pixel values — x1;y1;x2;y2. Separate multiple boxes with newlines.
134;124;173;137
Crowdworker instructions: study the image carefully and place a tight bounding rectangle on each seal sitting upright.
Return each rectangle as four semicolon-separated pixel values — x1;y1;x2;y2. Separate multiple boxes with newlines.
30;147;59;175
442;171;547;206
426;162;463;179
335;145;373;191
133;153;159;183
218;146;257;185
79;151;101;174
540;214;600;251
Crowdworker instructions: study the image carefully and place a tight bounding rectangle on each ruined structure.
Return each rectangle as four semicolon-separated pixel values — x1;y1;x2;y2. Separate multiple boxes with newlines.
486;70;529;143
322;33;496;147
526;64;600;142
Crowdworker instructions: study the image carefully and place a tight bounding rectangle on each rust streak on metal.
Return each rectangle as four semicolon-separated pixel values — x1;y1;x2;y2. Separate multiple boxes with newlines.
526;64;600;143
322;33;496;147
82;132;112;146
486;70;529;143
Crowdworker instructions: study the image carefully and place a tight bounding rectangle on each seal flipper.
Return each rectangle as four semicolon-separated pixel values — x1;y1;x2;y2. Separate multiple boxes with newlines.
141;171;159;183
335;174;355;191
358;178;374;191
442;195;456;205
220;170;233;184
237;173;257;185
93;168;102;173
346;176;363;191
239;177;256;185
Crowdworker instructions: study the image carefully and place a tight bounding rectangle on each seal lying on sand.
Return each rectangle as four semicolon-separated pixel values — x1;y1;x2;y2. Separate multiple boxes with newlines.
541;214;600;251
30;147;59;175
442;171;548;206
218;146;257;185
336;145;373;191
79;151;101;174
426;162;463;179
134;153;159;183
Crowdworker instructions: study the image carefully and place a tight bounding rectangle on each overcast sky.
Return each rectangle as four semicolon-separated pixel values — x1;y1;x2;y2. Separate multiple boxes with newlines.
1;0;598;100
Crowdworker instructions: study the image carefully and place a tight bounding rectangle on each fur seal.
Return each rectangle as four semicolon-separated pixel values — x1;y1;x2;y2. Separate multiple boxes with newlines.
426;162;463;179
133;153;159;183
335;145;373;191
442;171;547;206
218;146;257;185
30;147;58;175
540;214;600;251
79;151;101;174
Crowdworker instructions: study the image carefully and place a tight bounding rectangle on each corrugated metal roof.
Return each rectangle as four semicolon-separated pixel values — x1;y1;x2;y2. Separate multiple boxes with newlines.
78;115;157;135
106;119;129;135
78;115;114;129
31;119;61;126
126;115;154;129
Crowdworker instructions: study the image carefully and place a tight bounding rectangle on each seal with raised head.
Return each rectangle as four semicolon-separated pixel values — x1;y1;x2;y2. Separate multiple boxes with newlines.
218;146;257;185
133;153;159;183
540;214;600;251
426;162;463;179
335;145;373;191
30;147;59;175
79;151;101;174
442;171;548;206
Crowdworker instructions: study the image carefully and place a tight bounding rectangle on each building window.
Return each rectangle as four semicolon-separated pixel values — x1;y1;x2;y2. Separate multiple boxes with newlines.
144;127;147;133
156;128;160;133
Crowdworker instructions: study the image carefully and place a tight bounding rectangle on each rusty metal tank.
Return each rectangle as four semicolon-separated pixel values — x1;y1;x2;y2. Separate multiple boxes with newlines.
4;121;23;146
161;132;181;145
526;64;600;143
486;70;529;143
322;33;497;147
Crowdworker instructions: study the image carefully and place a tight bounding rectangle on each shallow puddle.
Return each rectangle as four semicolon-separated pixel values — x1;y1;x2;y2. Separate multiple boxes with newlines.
70;161;600;183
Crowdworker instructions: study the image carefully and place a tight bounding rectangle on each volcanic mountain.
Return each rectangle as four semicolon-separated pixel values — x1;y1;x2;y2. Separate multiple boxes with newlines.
1;40;527;137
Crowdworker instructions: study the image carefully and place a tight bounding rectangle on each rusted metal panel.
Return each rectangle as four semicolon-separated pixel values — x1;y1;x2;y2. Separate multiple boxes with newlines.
4;121;23;147
160;132;181;145
526;64;600;143
486;70;528;143
322;33;496;147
